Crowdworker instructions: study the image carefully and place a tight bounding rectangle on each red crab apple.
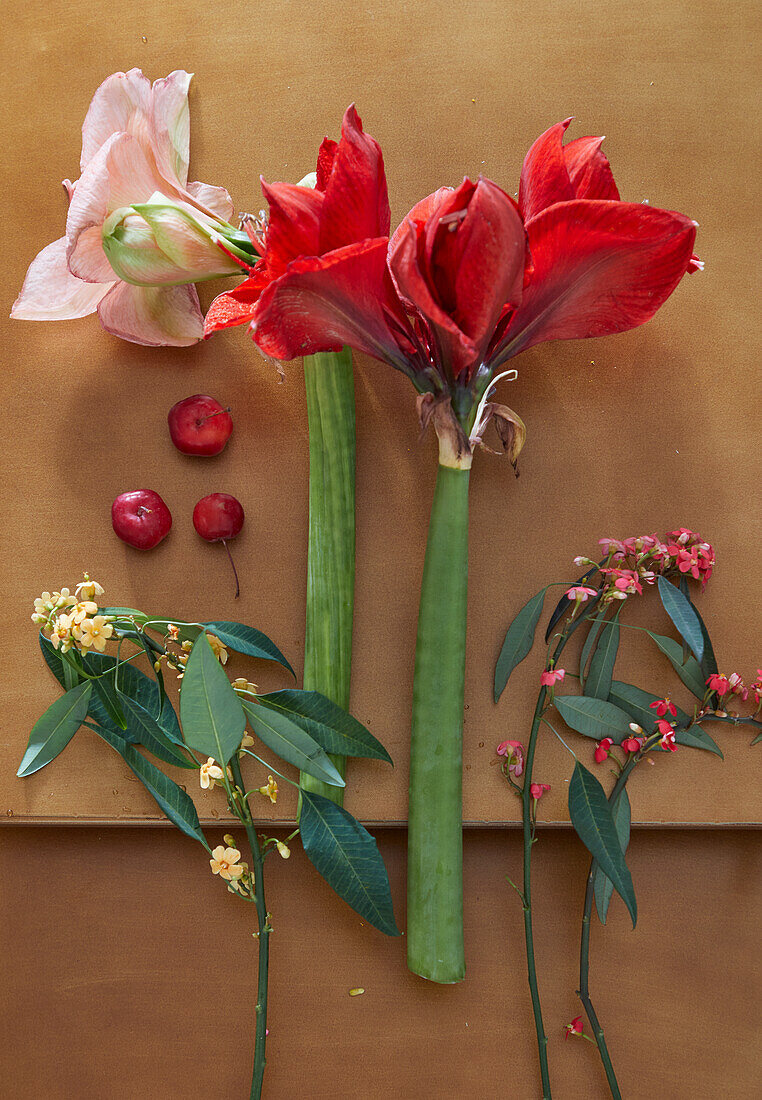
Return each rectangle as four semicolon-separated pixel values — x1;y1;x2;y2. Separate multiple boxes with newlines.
193;493;245;598
112;490;172;550
168;394;233;456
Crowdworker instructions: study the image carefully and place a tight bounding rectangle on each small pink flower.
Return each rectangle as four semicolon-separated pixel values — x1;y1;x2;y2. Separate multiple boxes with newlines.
650;696;677;718
751;671;762;705
594;737;614;764
12;69;237;347
497;739;525;777
660;728;677;752
727;673;748;702
530;782;551;801
599;538;627;559
564;1016;584;1040
621;723;645;753
706;673;730;696
540;668;565;687
655;719;675;736
566;585;598;602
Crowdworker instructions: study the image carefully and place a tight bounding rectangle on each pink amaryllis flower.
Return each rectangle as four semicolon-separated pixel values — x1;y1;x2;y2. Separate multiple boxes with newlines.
12;69;247;347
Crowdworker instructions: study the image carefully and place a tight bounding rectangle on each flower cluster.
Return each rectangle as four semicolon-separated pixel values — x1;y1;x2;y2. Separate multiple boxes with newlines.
574;528;715;605
157;627;229;678
704;671;762;714
32;576;113;654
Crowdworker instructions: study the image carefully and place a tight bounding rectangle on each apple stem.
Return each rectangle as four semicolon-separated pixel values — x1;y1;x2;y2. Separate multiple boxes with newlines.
196;407;232;426
222;539;240;599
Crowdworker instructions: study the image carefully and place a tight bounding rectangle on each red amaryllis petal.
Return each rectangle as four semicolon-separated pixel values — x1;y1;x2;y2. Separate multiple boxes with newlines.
203;269;270;334
319;104;391;252
316;137;338;191
253;238;410;368
390;179;526;380
519;118;575;221
495;200;697;360
260;179;324;279
563;135;620;201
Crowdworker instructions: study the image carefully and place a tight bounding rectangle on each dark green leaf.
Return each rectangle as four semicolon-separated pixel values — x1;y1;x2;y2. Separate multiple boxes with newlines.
657;577;704;663
752;732;762;746
554;695;634;742
568;762;637;926
94;725;207;846
674;723;723;758
579;614;605;688
241;700;344;787
257;690;392;763
179;633;246;765
593;788;631;924
646;633;707;698
117;694;196;769
544;562;603;642
494;589;546;701
688;599;718;679
202;621;294;676
609;681;691;734
585;610;621;701
17;682;93;777
299;790;399;936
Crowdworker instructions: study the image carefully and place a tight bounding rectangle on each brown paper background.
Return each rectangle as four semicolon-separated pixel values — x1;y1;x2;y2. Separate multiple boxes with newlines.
1;0;760;828
2;826;760;1098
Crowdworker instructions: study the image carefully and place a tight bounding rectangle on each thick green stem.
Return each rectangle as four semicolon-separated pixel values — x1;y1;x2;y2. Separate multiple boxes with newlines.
230;757;270;1100
300;349;355;804
407;461;470;983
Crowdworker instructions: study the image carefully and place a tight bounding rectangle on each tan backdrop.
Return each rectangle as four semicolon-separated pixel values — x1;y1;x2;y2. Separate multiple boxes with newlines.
1;0;760;1096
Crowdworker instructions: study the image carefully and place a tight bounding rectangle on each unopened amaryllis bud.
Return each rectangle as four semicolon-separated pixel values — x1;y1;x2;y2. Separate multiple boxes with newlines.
101;193;245;286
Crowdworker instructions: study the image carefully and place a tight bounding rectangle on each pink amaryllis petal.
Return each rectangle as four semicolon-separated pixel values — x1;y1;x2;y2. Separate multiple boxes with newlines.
495;200;697;360
79;68;153;170
97;281;204;346
149;70;193;187
11;237;114;321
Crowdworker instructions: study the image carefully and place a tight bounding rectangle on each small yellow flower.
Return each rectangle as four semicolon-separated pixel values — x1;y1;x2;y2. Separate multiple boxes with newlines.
199;757;225;790
167;624;180;641
79;615;114;651
240;733;255;749
232;677;258;694
276;841;291;859
207;633;228;665
49;612;77;652
258;775;278;804
209;845;246;881
70;600;99;625
52;588;76;609
75;575;105;601
181;640;193;653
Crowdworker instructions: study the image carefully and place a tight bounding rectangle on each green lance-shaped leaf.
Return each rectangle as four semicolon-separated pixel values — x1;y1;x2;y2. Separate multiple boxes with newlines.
94;725;207;846
179;633;246;766
609;680;691;732
494;588;546;701
568;762;637;926
673;723;723;758
241;700;344;787
579;613;605;688
585;610;621;701
17;682;93;776
687;598;718;679
608;681;722;756
593;787;631;925
256;689;392;763
554;695;635;742
117;694;196;769
657;577;704;664
299;790;399;936
646;632;707;698
201;621;295;676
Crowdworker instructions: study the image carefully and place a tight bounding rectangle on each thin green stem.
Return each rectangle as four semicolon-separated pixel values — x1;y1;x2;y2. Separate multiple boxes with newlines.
230;756;270;1100
407;462;470;983
300;349;355;804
